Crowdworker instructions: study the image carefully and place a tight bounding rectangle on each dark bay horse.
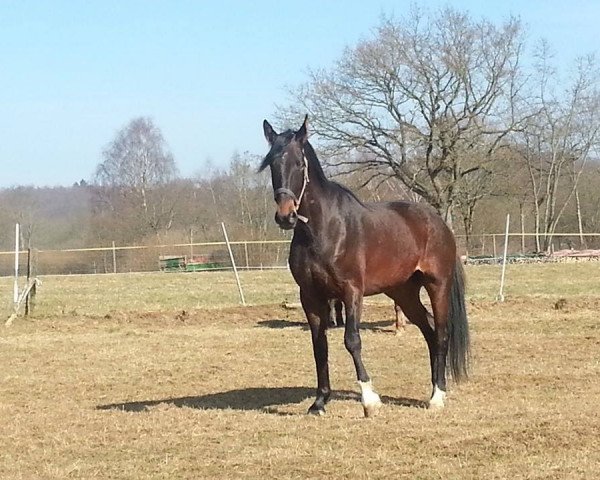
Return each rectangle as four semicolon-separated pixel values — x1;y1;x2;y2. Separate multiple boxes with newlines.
261;116;470;417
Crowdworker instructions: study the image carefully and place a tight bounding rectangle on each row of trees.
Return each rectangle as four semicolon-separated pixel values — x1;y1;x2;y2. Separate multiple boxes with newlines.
1;6;599;255
1;126;598;256
280;7;600;251
89;118;277;248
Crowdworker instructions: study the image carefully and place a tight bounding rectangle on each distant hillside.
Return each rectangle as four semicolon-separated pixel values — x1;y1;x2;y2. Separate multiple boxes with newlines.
0;185;92;250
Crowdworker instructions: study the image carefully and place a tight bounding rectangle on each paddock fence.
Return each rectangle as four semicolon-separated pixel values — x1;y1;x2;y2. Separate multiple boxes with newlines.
1;233;600;277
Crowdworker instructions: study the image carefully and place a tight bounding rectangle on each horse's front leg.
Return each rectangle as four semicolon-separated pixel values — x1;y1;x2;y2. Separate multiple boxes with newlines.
343;288;382;417
301;290;332;416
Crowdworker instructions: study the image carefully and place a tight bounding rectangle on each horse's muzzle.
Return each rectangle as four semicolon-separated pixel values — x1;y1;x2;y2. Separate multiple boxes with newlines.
275;210;298;230
274;194;299;230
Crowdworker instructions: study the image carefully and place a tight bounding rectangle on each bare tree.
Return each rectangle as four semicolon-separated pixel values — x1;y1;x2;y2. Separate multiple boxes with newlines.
230;151;274;238
93;117;179;240
517;45;600;252
0;187;38;248
576;162;600;240
453;151;495;253
281;6;526;228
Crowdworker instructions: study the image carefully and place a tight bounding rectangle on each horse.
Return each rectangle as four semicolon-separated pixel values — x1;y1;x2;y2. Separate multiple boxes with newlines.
260;116;470;417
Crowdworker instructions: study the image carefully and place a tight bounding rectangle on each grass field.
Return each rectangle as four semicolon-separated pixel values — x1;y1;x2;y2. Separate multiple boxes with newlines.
1;263;599;479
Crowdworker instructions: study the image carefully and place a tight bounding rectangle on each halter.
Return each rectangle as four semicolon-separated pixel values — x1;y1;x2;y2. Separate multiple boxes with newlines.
273;151;310;224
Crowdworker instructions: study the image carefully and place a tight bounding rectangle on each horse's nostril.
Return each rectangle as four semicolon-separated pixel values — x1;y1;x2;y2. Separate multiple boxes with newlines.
274;210;297;230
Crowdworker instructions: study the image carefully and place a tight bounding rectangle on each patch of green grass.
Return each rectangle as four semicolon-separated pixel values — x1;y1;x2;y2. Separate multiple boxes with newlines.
466;262;600;300
1;262;599;319
0;270;298;318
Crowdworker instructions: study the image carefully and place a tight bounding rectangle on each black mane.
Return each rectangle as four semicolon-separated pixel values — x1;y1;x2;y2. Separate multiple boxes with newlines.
303;142;366;208
260;134;364;206
301;140;328;185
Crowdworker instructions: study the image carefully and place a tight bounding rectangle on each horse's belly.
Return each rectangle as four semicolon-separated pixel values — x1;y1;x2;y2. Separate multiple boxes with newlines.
289;236;418;297
362;254;417;295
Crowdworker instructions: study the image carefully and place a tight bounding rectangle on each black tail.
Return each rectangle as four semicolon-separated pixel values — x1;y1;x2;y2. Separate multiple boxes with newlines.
447;259;470;382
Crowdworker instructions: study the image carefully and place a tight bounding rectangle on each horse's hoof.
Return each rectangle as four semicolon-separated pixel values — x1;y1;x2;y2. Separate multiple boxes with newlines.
358;380;382;418
307;405;326;416
428;387;446;409
428;400;445;409
363;401;382;418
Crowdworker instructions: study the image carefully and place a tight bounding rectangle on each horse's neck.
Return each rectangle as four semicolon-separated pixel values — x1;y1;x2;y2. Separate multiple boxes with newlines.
297;160;330;221
300;175;364;243
298;148;363;232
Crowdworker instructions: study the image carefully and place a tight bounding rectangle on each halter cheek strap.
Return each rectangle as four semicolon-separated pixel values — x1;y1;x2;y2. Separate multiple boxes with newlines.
273;153;310;224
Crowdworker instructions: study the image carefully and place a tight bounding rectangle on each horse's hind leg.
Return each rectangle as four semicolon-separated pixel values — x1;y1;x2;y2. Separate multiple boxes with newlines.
388;281;445;408
328;299;344;328
394;303;406;335
327;300;336;327
424;279;452;408
342;287;381;417
334;299;344;327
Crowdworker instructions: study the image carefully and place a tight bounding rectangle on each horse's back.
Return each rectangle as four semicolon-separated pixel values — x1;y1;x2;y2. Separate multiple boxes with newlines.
365;200;452;245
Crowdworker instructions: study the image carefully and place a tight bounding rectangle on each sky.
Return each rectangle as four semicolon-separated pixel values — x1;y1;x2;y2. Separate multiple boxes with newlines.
0;0;598;188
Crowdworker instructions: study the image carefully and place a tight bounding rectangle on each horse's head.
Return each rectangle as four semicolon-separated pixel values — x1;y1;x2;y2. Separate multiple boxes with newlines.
260;115;309;230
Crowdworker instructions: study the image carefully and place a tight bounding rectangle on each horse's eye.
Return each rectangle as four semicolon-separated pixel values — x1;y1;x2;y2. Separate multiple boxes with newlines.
282;152;301;168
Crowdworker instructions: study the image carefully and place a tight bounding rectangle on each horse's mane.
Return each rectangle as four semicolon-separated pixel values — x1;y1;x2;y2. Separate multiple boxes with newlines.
259;131;366;208
301;140;328;185
303;141;366;208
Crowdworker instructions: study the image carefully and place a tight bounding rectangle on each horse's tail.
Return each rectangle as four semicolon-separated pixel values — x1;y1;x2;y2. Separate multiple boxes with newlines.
447;258;470;383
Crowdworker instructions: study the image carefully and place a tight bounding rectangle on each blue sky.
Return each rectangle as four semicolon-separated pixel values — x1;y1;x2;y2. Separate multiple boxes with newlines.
0;0;598;187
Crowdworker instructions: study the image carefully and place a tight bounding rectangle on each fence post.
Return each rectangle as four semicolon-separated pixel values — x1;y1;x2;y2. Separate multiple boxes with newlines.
520;210;526;254
112;241;117;274
498;214;510;302
190;228;194;260
221;222;246;306
25;248;37;316
13;223;20;304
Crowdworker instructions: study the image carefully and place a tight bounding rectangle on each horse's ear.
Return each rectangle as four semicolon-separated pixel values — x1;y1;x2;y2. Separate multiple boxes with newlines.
294;115;309;144
263;120;278;145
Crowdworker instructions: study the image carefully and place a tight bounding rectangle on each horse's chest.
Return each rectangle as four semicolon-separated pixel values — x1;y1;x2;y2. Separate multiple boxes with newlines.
288;242;341;295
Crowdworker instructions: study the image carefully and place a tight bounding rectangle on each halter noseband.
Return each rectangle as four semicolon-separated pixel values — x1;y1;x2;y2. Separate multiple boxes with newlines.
273;151;309;224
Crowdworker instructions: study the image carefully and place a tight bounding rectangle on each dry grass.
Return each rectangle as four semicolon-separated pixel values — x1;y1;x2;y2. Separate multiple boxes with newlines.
1;263;599;479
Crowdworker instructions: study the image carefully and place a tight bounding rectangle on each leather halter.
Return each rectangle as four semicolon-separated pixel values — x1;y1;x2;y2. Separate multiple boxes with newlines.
273;151;309;223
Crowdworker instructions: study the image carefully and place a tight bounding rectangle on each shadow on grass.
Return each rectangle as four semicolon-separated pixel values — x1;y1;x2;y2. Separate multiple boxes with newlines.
97;387;426;414
256;318;399;333
256;319;307;329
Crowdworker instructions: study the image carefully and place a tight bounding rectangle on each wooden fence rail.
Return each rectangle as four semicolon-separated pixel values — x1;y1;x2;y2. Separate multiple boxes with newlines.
1;233;599;277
